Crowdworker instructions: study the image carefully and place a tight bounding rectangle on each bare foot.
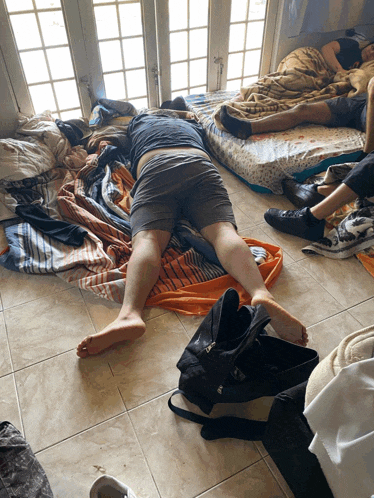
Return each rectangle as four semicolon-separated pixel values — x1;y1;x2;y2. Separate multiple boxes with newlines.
252;291;308;347
76;314;146;358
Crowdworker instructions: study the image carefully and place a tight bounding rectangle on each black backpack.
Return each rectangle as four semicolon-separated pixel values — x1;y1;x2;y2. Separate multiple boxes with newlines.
168;287;319;440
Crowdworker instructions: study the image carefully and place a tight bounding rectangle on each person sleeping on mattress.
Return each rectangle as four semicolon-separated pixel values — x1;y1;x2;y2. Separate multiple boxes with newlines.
76;109;308;358
220;37;374;141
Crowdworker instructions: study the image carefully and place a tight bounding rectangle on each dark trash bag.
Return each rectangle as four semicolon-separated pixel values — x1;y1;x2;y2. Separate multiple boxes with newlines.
168;287;319;440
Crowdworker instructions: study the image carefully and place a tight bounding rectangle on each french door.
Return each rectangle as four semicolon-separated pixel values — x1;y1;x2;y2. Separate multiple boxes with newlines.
0;0;278;119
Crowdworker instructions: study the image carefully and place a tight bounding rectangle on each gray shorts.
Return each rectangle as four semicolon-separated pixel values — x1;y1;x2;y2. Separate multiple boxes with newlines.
130;153;236;236
325;93;367;131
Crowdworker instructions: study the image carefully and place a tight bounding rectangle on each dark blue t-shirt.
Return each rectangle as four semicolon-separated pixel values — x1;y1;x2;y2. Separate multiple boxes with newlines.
335;38;363;70
127;114;207;179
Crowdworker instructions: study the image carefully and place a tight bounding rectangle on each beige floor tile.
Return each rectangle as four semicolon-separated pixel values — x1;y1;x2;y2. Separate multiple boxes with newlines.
5;288;96;370
196;460;285;498
229;189;294;226
108;312;189;409
37;414;160;498
0;225;8;253
176;312;205;338
215;163;251;196
348;297;374;327
306;311;363;360
254;440;269;457
230;202;256;231
0;312;12;376
269;262;343;327
0;374;23;434
299;256;374;309
81;289;168;331
129;393;261;498
15;350;125;452
239;224;295;267
265;456;295;498
0;266;73;309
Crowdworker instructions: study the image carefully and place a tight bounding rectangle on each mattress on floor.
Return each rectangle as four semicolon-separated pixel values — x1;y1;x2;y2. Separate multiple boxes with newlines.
185;91;365;194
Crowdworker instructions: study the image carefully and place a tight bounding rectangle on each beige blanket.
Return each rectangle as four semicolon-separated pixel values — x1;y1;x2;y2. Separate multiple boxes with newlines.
213;46;374;130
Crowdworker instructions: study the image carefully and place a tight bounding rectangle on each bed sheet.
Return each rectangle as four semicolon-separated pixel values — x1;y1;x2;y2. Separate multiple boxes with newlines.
185;91;365;194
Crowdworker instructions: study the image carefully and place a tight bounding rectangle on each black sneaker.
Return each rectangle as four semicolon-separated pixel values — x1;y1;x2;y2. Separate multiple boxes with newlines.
282;179;324;208
264;207;325;241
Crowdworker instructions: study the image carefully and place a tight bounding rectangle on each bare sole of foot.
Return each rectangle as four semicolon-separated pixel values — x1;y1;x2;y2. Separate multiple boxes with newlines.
76;316;146;358
252;294;308;347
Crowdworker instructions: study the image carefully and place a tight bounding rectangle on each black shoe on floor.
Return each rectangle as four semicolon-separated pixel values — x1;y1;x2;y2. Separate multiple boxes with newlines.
282;179;325;208
264;207;325;241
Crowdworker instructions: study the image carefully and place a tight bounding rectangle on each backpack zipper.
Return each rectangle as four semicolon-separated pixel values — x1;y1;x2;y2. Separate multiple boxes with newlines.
205;342;216;353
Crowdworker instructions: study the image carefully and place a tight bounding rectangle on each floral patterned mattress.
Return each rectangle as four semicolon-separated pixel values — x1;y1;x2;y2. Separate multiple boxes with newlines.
185;90;365;194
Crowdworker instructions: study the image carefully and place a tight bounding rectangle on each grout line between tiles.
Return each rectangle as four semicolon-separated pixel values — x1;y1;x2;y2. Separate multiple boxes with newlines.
263;456;293;498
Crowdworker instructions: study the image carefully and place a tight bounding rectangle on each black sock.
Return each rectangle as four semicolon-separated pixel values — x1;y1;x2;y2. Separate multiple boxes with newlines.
306;207;323;226
220;106;252;139
355;151;368;162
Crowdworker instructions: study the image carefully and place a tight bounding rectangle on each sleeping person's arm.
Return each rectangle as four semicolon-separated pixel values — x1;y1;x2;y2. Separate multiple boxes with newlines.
321;41;347;73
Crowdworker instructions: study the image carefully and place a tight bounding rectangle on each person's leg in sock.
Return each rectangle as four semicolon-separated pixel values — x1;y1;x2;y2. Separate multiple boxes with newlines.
220;101;332;139
76;229;171;357
200;222;308;345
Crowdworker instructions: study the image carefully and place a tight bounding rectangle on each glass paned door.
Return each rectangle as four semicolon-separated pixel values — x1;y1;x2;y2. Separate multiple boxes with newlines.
168;0;209;98
92;0;150;109
4;0;82;119
226;0;267;91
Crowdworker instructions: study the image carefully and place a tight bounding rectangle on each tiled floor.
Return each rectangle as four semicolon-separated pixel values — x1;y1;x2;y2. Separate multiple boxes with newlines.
1;163;374;498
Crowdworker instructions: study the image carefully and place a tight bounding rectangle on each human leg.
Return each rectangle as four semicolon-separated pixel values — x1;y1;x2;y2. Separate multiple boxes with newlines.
220;101;332;139
76;229;171;357
363;77;374;153
200;222;307;345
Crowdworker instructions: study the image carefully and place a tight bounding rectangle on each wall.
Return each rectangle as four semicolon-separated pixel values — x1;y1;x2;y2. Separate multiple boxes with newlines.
270;0;374;70
0;47;18;138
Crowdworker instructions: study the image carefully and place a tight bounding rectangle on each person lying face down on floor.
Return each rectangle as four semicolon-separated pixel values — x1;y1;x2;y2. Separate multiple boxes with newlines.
76;107;308;358
220;39;374;141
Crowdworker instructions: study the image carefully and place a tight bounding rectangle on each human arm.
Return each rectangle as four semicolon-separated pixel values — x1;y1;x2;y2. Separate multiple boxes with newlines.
321;41;347;73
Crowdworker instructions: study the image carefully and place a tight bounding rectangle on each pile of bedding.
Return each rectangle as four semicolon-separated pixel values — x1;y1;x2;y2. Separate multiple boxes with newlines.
0;111;283;315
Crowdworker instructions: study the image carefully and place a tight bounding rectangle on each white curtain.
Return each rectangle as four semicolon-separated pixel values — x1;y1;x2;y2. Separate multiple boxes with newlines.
287;0;374;37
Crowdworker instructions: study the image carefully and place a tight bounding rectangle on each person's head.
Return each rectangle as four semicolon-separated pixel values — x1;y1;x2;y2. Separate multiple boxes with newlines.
361;42;374;63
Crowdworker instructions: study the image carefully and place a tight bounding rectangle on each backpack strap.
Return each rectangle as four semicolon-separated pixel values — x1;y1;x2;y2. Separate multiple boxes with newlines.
168;390;267;441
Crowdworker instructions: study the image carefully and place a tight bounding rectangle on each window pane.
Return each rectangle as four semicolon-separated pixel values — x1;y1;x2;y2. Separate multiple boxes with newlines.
47;47;74;79
170;32;188;62
227;52;243;79
54;80;80;109
29;83;56;113
126;69;147;98
190;85;206;94
169;0;187;31
244;49;261;75
130;97;148;110
226;79;241;91
246;21;264;49
104;72;126;100
243;75;258;86
189;28;207;59
190;0;208;28
39;11;68;46
123;37;145;69
35;0;61;8
171;89;189;99
171;62;188;91
94;6;119;40
99;40;123;72
20;50;49;84
231;0;248;22
60;109;81;120
190;58;206;87
229;23;246;52
10;14;42;50
119;3;143;37
5;0;33;13
248;0;267;20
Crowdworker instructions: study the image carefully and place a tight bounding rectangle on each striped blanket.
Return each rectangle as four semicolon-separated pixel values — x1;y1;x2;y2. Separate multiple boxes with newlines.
213;46;374;129
0;150;283;315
